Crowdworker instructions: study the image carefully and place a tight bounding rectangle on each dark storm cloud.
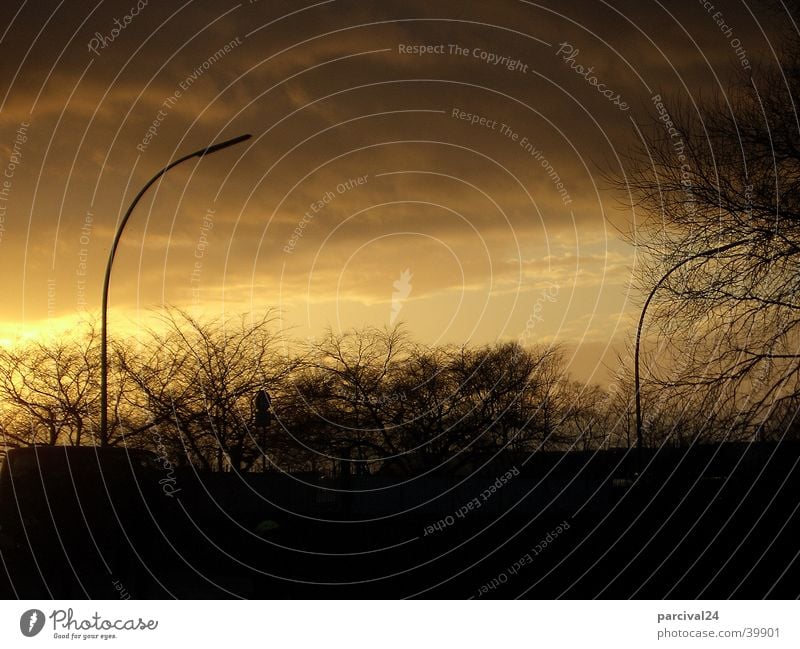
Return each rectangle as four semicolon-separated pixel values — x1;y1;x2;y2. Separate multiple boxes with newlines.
0;0;790;380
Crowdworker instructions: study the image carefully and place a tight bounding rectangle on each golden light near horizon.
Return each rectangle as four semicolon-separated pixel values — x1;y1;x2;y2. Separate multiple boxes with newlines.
0;0;783;384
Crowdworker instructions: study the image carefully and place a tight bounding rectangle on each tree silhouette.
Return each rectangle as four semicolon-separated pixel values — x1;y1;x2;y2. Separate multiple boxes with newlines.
0;316;628;469
0;321;148;447
120;308;297;472
619;30;800;440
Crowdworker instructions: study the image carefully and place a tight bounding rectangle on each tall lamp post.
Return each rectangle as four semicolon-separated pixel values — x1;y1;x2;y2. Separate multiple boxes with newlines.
634;239;749;469
100;134;252;444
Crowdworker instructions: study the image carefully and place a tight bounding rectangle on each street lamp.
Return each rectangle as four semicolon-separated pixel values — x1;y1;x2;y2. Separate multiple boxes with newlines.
634;239;749;469
100;134;252;443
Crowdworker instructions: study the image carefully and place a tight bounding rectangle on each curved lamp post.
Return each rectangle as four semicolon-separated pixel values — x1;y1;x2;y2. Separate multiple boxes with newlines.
100;134;252;443
634;238;750;467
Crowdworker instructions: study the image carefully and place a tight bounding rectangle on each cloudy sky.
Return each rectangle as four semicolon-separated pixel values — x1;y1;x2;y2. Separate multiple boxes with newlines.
0;0;789;382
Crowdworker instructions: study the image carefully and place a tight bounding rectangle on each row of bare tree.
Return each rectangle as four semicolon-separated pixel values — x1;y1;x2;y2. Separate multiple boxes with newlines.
1;308;794;475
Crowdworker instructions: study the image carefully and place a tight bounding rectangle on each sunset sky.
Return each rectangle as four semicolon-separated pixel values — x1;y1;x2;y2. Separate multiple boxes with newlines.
0;0;786;383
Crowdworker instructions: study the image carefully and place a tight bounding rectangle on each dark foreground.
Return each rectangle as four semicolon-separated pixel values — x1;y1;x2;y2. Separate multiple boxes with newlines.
0;443;798;599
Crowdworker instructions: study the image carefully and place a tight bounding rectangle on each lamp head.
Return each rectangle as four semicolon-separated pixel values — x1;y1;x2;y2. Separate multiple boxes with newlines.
197;133;252;156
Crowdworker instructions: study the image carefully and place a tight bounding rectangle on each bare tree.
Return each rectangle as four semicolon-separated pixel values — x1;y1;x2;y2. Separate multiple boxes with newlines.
445;342;566;455
0;322;145;447
557;381;614;451
619;28;800;439
0;314;606;471
122;308;296;472
282;325;410;475
385;341;565;472
281;331;567;475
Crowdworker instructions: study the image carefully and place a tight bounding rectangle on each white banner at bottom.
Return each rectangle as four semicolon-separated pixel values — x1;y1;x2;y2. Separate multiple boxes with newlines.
0;600;795;648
